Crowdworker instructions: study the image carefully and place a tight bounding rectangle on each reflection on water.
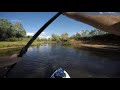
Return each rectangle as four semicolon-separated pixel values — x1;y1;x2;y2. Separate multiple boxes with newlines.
1;44;120;78
0;48;21;57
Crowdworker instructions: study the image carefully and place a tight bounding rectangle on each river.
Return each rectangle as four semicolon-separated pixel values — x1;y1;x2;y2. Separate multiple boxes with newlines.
1;44;120;78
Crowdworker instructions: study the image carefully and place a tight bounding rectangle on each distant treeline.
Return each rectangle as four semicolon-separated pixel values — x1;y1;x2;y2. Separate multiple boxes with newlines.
51;29;120;45
71;30;120;44
1;18;120;44
78;34;120;41
0;19;26;41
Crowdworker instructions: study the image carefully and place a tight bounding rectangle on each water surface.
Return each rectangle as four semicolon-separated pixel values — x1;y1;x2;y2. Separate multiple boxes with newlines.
1;44;120;78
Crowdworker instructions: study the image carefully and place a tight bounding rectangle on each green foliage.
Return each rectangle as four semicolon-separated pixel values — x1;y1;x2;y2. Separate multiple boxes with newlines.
38;38;48;41
75;33;81;40
69;29;120;45
12;22;26;38
62;41;71;46
70;29;109;40
0;19;12;29
6;37;19;42
88;29;108;37
12;22;24;31
0;19;12;40
52;34;60;42
47;38;51;41
27;36;32;38
0;18;26;41
51;33;69;42
70;33;81;40
61;33;69;41
80;30;90;37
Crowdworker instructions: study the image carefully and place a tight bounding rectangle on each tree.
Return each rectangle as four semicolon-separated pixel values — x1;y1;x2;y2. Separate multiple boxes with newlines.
12;22;26;38
51;34;60;42
0;19;12;29
0;19;26;41
0;19;12;40
75;32;81;40
61;33;69;42
12;22;24;31
79;30;90;37
47;38;51;41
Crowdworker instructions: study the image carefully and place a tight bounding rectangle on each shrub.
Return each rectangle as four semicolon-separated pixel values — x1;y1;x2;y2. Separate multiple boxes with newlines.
6;37;18;42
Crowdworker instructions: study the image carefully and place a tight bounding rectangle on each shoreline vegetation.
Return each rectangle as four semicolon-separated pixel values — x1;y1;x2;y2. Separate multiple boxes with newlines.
0;18;120;55
0;40;120;51
0;39;42;49
0;39;120;57
69;39;120;52
0;34;120;52
51;33;120;52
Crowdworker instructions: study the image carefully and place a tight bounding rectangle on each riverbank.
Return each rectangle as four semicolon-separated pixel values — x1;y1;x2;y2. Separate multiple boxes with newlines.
70;39;120;52
0;40;50;56
0;40;42;49
0;39;120;52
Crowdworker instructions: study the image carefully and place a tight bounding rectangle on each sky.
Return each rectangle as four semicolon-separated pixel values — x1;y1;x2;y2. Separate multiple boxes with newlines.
0;12;120;38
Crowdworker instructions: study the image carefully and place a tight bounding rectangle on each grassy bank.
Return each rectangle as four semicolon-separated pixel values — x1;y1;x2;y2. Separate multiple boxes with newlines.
0;41;41;48
1;37;120;51
0;38;47;56
0;38;42;49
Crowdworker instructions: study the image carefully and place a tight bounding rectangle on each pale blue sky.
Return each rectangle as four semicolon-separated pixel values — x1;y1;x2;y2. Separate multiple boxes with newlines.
0;12;119;38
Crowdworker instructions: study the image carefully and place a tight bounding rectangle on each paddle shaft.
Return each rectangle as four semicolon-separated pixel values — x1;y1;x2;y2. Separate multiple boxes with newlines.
18;12;61;57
